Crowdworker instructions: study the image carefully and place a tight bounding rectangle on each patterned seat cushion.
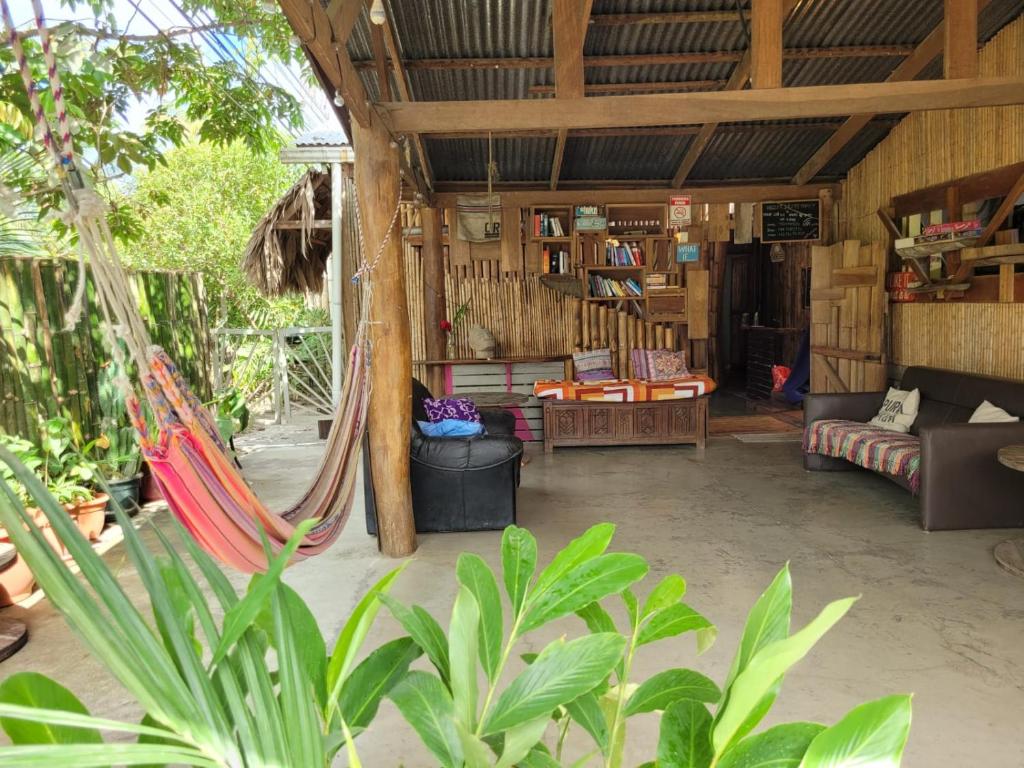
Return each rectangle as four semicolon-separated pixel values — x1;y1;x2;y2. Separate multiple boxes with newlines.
534;375;716;402
804;419;921;493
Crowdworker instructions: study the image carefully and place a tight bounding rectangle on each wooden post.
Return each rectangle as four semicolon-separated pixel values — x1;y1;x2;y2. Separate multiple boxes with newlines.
751;0;783;89
818;187;835;245
944;0;978;79
422;207;447;395
354;118;416;558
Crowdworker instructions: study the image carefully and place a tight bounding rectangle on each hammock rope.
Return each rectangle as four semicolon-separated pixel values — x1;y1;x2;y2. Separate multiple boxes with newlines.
2;0;389;572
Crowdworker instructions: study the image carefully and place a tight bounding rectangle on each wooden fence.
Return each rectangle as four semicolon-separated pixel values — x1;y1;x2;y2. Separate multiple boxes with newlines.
0;256;212;442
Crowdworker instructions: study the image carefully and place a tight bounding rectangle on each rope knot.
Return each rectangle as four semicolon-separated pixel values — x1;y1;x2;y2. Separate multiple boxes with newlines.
72;187;108;219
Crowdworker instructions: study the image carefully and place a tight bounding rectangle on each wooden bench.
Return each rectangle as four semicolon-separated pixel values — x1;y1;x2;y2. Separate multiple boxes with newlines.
542;396;708;452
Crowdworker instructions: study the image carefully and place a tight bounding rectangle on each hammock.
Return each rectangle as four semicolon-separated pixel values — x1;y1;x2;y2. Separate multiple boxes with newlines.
3;0;385;572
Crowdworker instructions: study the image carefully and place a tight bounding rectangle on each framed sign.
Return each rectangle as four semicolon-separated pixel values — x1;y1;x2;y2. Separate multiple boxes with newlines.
760;199;821;243
675;243;700;263
669;195;692;227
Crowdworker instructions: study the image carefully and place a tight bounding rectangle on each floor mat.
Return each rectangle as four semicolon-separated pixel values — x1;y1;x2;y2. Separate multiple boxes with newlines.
732;432;803;443
708;414;802;435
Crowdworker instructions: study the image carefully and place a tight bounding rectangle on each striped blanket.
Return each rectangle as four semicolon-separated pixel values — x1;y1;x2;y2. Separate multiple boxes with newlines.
804;419;921;493
533;375;716;402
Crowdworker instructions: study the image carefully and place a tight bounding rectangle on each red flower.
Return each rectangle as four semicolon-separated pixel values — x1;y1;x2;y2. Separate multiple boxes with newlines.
440;319;453;332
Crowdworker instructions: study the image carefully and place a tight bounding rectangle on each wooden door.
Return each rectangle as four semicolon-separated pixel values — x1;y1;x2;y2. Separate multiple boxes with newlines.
810;240;887;393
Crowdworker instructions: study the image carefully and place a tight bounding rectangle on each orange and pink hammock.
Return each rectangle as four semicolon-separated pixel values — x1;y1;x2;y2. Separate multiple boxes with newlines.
4;0;375;572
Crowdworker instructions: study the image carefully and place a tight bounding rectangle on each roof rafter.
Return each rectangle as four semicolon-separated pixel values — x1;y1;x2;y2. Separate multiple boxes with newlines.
550;0;592;190
791;0;991;185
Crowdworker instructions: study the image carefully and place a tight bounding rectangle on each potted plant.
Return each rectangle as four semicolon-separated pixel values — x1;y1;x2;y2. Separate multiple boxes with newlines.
94;357;145;516
38;417;108;543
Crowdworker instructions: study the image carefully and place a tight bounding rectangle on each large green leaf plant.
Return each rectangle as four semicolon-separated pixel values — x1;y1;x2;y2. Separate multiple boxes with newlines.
0;446;911;767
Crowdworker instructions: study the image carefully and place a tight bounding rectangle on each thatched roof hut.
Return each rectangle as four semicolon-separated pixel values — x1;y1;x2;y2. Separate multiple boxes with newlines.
242;168;333;297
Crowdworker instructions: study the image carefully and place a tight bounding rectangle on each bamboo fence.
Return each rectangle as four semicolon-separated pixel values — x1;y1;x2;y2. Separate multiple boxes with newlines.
0;256;212;442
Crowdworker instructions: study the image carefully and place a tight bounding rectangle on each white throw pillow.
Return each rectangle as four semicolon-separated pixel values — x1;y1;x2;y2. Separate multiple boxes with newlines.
969;400;1019;424
869;387;921;433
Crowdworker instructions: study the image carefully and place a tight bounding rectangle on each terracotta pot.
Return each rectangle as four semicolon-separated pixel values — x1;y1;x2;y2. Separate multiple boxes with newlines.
0;543;36;607
140;464;163;503
71;494;108;542
3;507;65;560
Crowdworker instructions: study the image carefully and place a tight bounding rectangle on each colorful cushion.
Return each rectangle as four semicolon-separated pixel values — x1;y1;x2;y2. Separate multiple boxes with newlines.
534;375;716;402
804;419;921;493
417;419;485;437
572;348;614;382
969;400;1019;423
631;349;689;380
868;387;920;433
423;397;481;423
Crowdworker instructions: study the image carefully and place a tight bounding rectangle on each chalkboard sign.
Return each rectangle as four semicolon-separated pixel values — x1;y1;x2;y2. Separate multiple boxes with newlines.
760;200;821;243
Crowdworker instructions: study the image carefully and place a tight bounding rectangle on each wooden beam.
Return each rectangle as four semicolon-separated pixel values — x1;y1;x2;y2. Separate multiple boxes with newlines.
421;207;446;395
944;0;979;79
352;46;917;71
380;77;1024;134
976;169;1024;247
590;11;741;26
528;80;727;96
353;116;416;558
368;23;392;101
673;0;799;185
325;0;363;42
432;182;839;207
792;0;991;185
278;0;370;126
550;0;591;190
424;119;877;140
377;0;433;192
751;0;783;89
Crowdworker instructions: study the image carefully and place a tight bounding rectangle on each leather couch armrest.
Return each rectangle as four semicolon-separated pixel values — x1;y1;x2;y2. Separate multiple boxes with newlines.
804;391;887;425
919;422;1024;530
411;433;523;471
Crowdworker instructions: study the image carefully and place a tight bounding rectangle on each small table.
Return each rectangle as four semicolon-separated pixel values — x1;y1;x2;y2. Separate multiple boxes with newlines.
459;391;529;408
994;445;1024;577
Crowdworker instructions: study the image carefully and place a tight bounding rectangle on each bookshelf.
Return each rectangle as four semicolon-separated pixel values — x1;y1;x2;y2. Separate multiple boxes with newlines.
529;206;572;239
585;265;646;302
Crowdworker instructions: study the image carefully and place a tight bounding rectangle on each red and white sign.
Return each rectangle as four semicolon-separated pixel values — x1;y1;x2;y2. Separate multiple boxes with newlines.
669;195;692;227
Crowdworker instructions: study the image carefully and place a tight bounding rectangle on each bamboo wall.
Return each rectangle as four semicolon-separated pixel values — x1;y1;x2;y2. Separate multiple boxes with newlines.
0;256;212;442
840;16;1024;380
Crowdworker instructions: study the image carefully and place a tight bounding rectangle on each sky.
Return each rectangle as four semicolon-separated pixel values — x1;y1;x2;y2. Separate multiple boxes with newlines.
9;0;335;139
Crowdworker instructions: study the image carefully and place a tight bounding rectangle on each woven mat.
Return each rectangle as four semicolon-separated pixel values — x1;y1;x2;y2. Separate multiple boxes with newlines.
709;415;802;436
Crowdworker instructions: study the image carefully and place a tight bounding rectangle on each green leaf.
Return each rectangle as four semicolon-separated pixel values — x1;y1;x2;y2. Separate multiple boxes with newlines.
713;597;858;756
798;695;912;768
339;637;422;729
565;691;609;754
577;602;618;634
722;565;793;696
456;553;504;683
212;519;314;665
271;584;324;765
501;525;538;617
658;699;714;768
0;674;101;745
495;714;550;768
622;589;640;630
380;594;452;686
718;722;825;768
326;564;408;704
519;745;563;768
521;553;649;632
642;574;687;618
483;632;627;735
0;743;221;766
388;671;463;768
456;721;494;768
449;585;480;730
637;602;715;649
531;523;616;598
624;669;721;716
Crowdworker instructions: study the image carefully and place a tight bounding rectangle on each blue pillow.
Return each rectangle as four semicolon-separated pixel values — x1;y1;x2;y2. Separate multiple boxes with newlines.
417;419;485;438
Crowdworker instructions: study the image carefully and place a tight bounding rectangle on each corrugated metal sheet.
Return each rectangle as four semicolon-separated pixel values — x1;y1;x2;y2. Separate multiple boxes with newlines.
819;119;901;177
294;128;349;147
561;134;693;180
425;137;556;182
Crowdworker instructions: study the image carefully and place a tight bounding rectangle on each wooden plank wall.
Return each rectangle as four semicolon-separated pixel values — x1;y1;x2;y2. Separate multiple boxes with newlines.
447;361;564;441
0;255;212;442
838;15;1024;380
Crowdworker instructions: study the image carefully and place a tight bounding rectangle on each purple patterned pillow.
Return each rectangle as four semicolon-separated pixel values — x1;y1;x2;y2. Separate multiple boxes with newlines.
423;397;481;424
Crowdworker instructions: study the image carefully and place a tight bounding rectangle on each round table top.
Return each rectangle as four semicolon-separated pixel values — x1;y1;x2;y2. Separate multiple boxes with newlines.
459;390;529;407
997;445;1024;472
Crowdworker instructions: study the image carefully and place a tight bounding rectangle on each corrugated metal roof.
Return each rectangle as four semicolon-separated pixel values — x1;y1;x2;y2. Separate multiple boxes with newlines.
294;128;349;147
343;0;1024;184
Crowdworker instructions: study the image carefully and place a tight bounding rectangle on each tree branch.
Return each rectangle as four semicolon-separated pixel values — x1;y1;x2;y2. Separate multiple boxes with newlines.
15;19;261;44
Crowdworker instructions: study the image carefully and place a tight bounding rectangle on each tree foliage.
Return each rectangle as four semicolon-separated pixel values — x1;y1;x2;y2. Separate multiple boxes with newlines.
119;139;303;326
0;0;307;240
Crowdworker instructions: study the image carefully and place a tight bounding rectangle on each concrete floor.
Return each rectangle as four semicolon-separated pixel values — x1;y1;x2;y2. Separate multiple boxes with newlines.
2;419;1023;766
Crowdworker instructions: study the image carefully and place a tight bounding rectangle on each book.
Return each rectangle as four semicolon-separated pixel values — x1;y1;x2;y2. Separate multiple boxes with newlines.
922;219;981;236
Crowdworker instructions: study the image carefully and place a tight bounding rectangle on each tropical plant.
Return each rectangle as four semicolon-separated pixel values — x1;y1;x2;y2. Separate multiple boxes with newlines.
94;358;143;481
0;445;409;766
210;386;251;445
0;446;912;767
378;524;913;767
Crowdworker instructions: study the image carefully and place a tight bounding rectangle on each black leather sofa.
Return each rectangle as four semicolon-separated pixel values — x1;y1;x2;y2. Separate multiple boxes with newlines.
365;379;524;534
804;366;1024;531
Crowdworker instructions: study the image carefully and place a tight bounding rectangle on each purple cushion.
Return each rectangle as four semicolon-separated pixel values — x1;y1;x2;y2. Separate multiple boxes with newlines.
423;397;481;423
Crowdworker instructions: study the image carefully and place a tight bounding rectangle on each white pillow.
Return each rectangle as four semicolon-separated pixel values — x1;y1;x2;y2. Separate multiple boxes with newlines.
869;387;921;433
969;400;1019;424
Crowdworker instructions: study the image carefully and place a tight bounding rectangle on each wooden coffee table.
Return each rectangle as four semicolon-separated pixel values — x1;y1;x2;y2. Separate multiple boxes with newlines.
459;391;529;408
994;445;1024;577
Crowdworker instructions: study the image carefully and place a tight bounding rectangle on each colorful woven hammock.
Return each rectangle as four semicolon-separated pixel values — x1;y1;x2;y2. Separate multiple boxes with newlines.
3;0;381;572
